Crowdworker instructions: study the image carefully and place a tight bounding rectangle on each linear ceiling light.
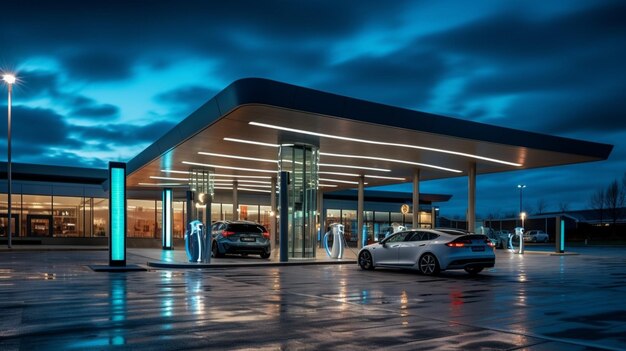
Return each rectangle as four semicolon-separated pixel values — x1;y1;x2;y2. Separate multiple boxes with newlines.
319;178;368;185
151;176;188;181
223;137;279;148
365;175;406;181
138;182;186;186
321;152;462;173
318;184;338;188
161;170;271;179
182;161;277;173
214;186;272;193
319;163;390;172
249;121;522;167
198;151;277;163
318;171;359;177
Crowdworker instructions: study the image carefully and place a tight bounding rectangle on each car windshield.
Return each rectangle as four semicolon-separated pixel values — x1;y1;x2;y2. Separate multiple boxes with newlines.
227;224;265;233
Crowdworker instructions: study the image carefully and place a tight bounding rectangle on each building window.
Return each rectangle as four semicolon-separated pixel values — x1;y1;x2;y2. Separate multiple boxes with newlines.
128;199;157;238
93;198;109;237
53;196;84;237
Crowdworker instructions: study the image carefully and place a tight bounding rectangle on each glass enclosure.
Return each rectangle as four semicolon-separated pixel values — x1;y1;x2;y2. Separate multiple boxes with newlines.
279;144;319;258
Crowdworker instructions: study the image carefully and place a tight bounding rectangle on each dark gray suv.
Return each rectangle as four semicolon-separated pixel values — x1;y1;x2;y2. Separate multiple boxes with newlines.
210;221;271;259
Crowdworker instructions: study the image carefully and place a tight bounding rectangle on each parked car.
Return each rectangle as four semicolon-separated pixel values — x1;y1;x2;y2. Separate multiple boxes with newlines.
210;220;271;258
524;230;549;243
495;230;512;249
357;228;496;275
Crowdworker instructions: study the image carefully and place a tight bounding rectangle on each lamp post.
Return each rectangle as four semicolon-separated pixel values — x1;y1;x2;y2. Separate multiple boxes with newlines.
3;74;16;249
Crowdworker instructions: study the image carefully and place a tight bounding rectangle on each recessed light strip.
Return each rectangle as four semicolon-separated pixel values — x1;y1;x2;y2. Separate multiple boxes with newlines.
319;163;390;172
321;152;462;173
198;151;277;163
138;182;187;187
223;138;279;148
249;121;522;167
161;169;271;179
182;161;277;174
319;178;368;185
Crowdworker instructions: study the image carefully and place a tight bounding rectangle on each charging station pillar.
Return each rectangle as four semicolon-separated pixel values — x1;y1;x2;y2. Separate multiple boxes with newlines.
556;216;565;253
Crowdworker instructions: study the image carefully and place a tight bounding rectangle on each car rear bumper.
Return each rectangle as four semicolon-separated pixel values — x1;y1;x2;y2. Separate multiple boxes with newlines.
446;258;496;269
219;241;271;254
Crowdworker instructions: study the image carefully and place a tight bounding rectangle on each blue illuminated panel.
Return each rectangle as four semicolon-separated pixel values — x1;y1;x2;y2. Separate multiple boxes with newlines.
560;219;565;252
109;162;126;266
162;188;173;249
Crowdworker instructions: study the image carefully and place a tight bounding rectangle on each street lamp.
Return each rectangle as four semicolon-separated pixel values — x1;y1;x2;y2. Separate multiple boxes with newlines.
517;184;526;214
3;73;16;249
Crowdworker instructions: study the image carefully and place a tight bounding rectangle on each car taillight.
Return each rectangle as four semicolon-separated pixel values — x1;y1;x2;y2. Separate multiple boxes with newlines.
446;242;466;247
262;231;270;239
222;230;235;237
446;238;472;248
485;239;495;248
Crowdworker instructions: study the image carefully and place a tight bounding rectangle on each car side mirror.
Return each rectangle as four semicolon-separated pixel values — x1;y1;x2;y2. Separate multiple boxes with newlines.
380;241;386;247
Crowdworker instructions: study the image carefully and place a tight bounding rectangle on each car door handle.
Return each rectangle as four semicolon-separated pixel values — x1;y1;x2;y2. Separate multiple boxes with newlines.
419;244;426;247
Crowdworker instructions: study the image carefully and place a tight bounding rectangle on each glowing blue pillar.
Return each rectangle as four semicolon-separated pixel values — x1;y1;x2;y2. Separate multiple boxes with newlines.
162;188;173;250
109;162;126;266
556;216;565;253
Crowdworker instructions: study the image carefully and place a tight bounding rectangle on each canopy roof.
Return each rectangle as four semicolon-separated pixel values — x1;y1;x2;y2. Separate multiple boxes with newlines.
126;78;612;192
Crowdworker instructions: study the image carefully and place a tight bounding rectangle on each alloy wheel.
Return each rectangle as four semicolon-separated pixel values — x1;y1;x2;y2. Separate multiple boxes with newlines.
419;253;439;275
359;251;374;270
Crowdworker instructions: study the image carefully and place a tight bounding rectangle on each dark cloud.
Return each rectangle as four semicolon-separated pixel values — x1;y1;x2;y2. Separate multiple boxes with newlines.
154;86;218;109
421;2;626;61
12;70;60;99
72;104;119;118
73;120;176;144
317;50;448;107
62;52;133;82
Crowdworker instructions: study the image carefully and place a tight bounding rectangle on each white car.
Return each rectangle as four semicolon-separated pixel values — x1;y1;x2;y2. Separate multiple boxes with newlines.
523;230;549;243
358;229;496;275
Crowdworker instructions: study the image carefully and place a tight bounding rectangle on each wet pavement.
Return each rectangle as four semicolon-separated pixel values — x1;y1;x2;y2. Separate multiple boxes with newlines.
1;245;625;350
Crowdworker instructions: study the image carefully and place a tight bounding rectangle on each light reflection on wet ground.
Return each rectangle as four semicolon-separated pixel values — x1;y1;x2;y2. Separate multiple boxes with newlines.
0;246;624;350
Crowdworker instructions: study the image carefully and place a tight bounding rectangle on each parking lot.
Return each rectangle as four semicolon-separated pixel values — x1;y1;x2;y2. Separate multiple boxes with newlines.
1;246;625;350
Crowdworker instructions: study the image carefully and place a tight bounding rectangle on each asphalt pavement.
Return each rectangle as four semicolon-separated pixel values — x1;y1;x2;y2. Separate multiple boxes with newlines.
1;245;625;350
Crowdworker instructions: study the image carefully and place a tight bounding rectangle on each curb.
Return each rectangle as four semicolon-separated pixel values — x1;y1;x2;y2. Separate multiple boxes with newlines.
147;260;358;269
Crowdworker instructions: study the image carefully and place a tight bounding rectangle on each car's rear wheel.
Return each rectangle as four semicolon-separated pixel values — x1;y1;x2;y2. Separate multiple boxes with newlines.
464;266;483;275
212;242;224;258
358;251;374;270
543;237;549;243
260;252;270;259
418;253;440;275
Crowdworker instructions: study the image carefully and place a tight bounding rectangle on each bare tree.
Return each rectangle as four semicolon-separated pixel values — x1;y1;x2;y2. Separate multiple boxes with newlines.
589;187;606;225
536;198;548;214
605;180;624;230
558;202;569;213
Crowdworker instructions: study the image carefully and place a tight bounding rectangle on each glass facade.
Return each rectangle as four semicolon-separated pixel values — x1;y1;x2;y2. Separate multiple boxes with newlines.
2;187;435;247
279;144;319;258
325;208;434;245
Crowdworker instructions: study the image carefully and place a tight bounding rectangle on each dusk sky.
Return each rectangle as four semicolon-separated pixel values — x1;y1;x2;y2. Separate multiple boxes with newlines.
1;0;625;218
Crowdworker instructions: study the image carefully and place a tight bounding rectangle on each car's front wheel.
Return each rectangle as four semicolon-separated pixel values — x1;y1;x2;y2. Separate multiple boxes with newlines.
260;252;270;259
418;253;440;275
358;250;374;270
464;266;483;275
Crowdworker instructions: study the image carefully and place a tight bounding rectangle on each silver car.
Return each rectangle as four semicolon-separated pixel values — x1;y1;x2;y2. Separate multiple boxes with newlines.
523;230;549;243
358;229;496;275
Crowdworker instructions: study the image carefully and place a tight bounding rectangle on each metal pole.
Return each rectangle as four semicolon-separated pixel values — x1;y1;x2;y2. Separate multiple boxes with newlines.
7;84;12;248
467;162;476;233
412;169;420;229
